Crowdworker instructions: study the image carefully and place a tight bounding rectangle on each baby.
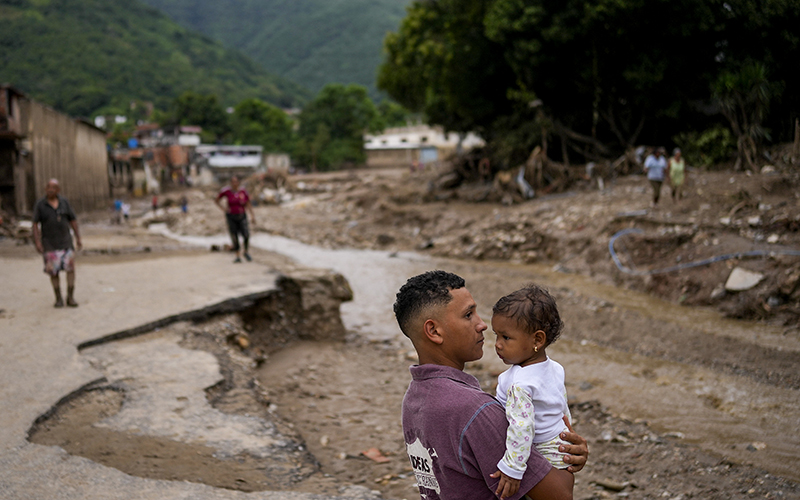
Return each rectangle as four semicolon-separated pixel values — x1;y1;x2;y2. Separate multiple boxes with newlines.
490;284;573;499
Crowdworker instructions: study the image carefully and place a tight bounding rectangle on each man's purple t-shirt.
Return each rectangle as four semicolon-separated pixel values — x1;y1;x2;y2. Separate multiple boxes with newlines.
403;364;552;500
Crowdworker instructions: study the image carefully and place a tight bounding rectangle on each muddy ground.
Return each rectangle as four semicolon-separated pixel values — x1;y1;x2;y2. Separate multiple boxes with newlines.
13;157;800;499
164;154;800;328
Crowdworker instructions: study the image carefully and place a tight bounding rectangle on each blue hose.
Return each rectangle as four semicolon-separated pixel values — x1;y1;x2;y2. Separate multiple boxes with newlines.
609;228;800;276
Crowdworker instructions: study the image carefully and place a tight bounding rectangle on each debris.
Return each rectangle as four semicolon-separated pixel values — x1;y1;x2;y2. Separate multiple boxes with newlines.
227;332;250;350
618;210;648;218
374;473;399;484
725;267;765;291
594;479;629;491
361;447;391;463
779;268;800;295
516;166;535;199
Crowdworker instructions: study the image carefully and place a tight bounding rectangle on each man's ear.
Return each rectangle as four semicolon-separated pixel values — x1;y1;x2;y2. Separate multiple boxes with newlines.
423;318;445;345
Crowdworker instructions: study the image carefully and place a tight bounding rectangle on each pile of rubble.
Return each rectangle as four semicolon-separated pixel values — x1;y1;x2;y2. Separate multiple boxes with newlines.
0;208;33;244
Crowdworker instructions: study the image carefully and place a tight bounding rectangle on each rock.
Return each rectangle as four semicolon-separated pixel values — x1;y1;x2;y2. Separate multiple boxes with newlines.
725;267;764;291
725;267;764;292
710;284;726;300
767;234;780;244
747;216;761;226
594;479;629;491
235;333;249;349
376;234;395;246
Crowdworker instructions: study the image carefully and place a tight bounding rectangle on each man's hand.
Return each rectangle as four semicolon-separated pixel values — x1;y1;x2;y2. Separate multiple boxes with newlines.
560;415;588;473
490;470;520;499
35;241;43;254
75;238;83;252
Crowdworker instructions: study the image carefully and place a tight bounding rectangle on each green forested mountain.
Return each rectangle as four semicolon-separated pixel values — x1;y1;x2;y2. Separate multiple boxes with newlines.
138;0;410;97
0;0;310;118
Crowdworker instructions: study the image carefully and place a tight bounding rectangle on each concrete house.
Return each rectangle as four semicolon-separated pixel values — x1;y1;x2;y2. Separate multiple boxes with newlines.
0;85;108;215
364;125;485;169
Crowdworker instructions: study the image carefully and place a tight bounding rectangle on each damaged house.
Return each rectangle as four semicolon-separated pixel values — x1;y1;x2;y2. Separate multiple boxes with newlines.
0;85;108;215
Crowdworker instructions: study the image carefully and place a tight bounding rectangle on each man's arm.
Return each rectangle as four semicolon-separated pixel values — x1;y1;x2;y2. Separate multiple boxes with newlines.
70;219;82;251
32;222;43;254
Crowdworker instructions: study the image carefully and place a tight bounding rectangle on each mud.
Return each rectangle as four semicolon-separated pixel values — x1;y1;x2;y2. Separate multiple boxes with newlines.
30;309;800;499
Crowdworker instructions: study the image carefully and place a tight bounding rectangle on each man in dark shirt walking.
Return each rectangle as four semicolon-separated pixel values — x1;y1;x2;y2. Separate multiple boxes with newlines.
32;179;82;307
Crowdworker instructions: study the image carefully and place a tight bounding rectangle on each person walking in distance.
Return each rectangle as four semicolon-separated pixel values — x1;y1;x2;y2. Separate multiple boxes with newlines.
643;147;668;207
668;148;686;201
32;179;82;307
215;175;256;263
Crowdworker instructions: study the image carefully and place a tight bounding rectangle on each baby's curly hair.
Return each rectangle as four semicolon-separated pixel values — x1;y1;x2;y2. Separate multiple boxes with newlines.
492;284;564;346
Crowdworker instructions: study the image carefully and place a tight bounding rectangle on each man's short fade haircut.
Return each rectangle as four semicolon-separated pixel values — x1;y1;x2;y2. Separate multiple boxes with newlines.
394;270;466;337
492;284;564;346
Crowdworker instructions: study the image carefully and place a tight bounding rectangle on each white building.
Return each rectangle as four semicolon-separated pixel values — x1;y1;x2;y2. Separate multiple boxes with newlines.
364;125;484;168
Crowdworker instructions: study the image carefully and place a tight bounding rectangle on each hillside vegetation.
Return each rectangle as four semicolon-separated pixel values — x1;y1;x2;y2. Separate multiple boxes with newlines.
0;0;310;117
139;0;410;97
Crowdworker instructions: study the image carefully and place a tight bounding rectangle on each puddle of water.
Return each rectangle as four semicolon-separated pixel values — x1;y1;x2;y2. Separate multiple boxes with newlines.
154;227;800;480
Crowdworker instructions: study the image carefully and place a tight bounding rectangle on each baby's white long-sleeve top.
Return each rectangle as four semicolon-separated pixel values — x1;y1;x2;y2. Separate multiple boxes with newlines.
495;357;571;479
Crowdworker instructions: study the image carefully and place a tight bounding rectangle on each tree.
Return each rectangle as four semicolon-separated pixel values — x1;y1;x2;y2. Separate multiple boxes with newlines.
377;0;515;136
296;84;381;170
483;0;726;154
166;91;230;142
379;0;800;166
376;100;413;129
714;0;800;142
713;62;772;171
231;98;295;152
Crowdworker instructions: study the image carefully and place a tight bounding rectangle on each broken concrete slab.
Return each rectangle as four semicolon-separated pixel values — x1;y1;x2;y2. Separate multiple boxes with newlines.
0;253;378;500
